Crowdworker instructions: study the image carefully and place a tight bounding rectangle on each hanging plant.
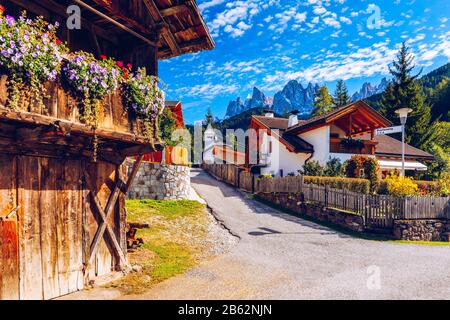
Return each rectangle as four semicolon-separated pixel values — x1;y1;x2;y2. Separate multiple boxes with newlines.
122;68;165;147
0;9;68;110
340;137;365;151
61;52;123;161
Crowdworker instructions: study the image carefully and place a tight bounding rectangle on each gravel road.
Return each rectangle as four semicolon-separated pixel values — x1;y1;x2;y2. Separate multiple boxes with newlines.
126;168;450;300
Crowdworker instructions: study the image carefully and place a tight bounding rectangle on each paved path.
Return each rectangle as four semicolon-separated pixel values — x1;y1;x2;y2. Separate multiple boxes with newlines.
125;169;450;300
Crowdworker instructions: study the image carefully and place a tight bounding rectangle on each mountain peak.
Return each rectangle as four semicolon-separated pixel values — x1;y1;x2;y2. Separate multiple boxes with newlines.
352;78;388;101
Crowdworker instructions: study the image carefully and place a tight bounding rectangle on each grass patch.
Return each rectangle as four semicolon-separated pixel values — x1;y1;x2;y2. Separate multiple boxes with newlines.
389;240;450;246
126;199;204;220
107;200;209;295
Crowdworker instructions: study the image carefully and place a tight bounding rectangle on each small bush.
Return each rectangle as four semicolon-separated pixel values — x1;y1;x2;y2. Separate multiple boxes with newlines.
258;174;273;180
344;155;379;193
324;157;344;177
414;180;441;196
438;173;450;196
304;176;371;194
299;160;324;176
384;174;418;197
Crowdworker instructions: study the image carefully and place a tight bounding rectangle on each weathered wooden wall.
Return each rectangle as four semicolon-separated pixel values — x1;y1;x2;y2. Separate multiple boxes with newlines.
0;154;126;300
0;75;137;135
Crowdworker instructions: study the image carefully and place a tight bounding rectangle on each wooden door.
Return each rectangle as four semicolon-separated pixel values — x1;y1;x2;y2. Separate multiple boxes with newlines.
0;155;19;300
17;156;84;300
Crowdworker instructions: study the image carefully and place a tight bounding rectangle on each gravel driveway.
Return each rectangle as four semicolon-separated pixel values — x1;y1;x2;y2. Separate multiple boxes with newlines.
122;169;450;300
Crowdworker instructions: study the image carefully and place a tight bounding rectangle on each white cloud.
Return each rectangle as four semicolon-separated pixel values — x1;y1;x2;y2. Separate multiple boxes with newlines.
339;16;352;24
199;0;226;11
208;1;263;38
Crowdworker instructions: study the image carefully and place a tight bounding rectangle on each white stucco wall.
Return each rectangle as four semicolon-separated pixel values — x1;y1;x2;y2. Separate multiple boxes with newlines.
299;126;331;166
261;135;310;177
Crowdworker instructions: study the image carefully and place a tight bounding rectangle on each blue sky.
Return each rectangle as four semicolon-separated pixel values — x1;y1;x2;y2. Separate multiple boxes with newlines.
159;0;450;124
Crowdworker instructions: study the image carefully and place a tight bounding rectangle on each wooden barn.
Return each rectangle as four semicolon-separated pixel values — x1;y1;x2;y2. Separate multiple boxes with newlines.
0;0;213;300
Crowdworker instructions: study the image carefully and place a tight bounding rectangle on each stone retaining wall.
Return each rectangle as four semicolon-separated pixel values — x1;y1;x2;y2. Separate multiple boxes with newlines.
257;192;365;233
128;161;190;200
393;220;450;242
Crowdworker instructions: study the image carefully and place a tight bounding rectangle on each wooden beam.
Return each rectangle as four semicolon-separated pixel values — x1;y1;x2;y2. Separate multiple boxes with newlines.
8;0;119;46
76;0;157;46
143;0;181;55
0;107;160;147
125;155;144;194
160;4;190;17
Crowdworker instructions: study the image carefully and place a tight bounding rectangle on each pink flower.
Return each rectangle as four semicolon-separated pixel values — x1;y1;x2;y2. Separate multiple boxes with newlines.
116;60;124;68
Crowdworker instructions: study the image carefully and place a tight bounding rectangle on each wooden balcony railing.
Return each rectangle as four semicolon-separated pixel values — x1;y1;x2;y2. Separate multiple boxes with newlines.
330;137;377;155
0;74;161;143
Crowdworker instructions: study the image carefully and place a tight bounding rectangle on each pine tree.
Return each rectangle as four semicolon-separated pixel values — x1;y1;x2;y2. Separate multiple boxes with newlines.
380;42;431;146
333;79;351;107
429;77;450;121
312;85;333;116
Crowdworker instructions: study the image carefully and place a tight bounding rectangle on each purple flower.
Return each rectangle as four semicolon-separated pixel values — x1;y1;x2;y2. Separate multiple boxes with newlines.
5;16;16;26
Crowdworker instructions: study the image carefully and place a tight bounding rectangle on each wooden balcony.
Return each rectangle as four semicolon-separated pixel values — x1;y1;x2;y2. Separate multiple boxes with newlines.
330;137;377;155
0;75;162;164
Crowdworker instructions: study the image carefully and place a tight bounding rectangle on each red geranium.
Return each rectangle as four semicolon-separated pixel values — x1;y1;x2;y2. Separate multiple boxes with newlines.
55;38;62;45
116;60;124;68
127;63;132;70
100;55;107;60
0;5;5;12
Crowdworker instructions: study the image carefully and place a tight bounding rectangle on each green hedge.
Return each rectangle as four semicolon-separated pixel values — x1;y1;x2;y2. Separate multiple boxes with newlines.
304;176;371;194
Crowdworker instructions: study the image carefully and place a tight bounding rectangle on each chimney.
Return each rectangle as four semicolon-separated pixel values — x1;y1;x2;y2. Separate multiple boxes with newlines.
264;109;274;118
288;110;299;127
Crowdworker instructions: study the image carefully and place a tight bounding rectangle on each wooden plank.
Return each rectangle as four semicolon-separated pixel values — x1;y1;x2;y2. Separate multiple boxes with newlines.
56;159;84;296
0;220;19;300
0;155;19;300
0;154;19;300
39;158;60;300
18;156;44;300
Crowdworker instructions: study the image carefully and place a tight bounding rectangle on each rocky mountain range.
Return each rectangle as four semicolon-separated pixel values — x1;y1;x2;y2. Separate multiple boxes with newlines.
351;78;388;101
225;81;319;118
224;78;389;119
225;87;272;118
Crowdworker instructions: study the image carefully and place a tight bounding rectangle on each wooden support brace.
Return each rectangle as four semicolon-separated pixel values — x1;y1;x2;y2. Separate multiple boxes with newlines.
84;170;128;269
83;155;144;271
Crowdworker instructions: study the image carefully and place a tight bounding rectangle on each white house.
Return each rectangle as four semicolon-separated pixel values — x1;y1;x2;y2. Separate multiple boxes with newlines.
248;101;433;177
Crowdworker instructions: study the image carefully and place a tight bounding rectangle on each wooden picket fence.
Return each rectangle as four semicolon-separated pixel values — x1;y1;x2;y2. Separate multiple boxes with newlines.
202;164;450;229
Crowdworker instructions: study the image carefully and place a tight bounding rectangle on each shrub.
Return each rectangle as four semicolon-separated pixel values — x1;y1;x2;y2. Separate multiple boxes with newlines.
438;173;450;196
324;157;344;177
344;155;379;193
304;176;371;194
384;173;418;197
414;180;441;196
259;174;273;180
299;160;324;176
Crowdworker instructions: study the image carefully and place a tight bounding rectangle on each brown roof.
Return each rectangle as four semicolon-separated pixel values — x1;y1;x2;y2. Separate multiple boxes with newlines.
252;116;314;153
359;134;434;160
282;133;314;153
286;100;391;134
253;116;289;130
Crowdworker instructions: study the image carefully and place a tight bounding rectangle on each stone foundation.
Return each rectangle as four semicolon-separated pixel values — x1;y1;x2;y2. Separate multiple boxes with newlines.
128;161;190;200
393;220;450;242
257;192;365;233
